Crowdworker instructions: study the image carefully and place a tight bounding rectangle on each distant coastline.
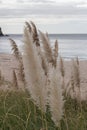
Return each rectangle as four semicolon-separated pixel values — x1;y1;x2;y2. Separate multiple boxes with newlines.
0;27;9;37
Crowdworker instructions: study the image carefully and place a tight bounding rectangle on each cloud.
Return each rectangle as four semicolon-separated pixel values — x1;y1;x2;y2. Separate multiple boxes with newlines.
0;0;87;29
0;0;87;33
17;0;54;3
0;3;87;17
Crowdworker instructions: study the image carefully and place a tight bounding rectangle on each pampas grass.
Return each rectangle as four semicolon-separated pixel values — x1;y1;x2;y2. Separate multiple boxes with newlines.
9;38;26;85
0;21;87;130
23;27;47;112
30;21;40;47
53;40;58;68
18;60;25;83
0;70;5;86
23;21;64;126
40;54;48;76
72;58;81;102
12;70;18;89
72;58;80;89
9;38;22;61
49;68;64;127
66;58;81;101
25;21;32;33
25;21;40;47
59;56;65;77
39;31;53;64
59;56;65;91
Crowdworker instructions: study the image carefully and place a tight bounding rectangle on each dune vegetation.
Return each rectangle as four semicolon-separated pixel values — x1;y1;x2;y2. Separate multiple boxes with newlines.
0;22;87;130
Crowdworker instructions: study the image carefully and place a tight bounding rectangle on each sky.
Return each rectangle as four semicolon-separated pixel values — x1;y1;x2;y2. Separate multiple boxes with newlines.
0;0;87;34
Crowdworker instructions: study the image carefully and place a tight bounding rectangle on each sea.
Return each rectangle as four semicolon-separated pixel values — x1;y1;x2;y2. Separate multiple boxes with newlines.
0;34;87;60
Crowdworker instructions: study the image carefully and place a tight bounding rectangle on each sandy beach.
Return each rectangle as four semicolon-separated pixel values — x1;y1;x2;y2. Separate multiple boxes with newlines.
0;53;23;90
64;60;87;101
0;53;87;100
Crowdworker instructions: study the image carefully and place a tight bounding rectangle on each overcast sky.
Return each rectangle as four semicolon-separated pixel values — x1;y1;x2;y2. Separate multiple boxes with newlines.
0;0;87;34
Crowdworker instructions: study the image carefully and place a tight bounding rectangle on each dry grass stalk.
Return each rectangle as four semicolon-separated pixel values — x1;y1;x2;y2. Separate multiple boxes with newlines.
66;59;81;101
39;31;53;64
49;68;64;126
25;21;41;57
39;32;58;68
25;21;32;33
0;70;5;86
0;70;2;81
9;38;22;61
70;67;76;94
72;59;81;101
41;54;48;76
10;38;26;85
30;21;40;46
12;70;18;89
23;27;47;112
66;59;81;100
59;56;65;90
65;76;75;99
23;21;64;124
18;60;26;84
69;74;75;97
59;56;65;77
53;40;58;67
72;59;80;89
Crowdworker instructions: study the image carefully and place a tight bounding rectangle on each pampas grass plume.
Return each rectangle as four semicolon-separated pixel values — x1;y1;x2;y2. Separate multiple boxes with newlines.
49;68;64;126
30;21;40;46
72;59;81;101
53;40;58;67
23;27;47;112
23;21;64;124
39;31;53;64
59;56;65;77
9;38;21;61
12;70;18;89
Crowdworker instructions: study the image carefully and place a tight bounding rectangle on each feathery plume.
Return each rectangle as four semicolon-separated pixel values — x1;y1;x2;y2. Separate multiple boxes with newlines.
0;70;2;81
23;21;64;123
59;56;65;77
72;59;81;101
53;40;58;67
10;38;26;84
12;70;18;89
30;21;40;46
72;59;80;89
59;56;65;89
18;60;26;84
9;38;22;61
65;59;81;100
0;70;5;86
49;68;64;126
40;54;48;76
23;27;47;112
25;21;32;33
65;76;75;98
39;31;53;64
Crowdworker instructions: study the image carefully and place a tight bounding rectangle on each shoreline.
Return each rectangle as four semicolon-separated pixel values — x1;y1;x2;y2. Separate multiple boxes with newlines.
0;53;87;100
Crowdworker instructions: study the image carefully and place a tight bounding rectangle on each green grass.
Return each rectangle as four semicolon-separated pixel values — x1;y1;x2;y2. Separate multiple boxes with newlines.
0;90;87;130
